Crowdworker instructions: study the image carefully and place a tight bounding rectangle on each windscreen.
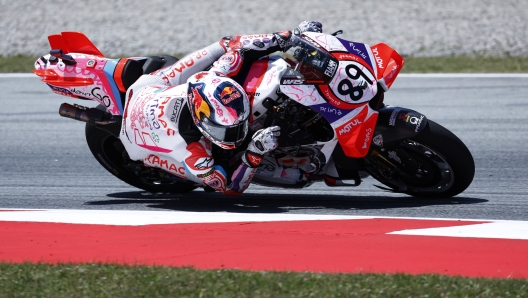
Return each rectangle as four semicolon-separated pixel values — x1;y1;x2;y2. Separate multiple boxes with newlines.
283;36;337;84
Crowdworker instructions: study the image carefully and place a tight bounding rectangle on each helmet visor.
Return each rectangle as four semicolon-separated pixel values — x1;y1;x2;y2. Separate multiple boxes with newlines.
200;117;248;147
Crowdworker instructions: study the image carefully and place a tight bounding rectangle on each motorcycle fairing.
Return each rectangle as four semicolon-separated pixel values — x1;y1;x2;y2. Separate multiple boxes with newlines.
336;38;377;77
35;54;123;115
34;32;135;115
372;106;428;147
241;56;289;122
332;103;379;157
369;43;404;91
281;33;386;158
299;34;404;155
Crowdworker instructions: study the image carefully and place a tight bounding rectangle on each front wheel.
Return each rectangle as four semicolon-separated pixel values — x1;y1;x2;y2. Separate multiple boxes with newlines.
364;120;475;198
85;110;197;193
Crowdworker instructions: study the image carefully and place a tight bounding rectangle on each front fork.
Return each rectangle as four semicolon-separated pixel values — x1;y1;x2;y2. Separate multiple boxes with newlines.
364;106;428;179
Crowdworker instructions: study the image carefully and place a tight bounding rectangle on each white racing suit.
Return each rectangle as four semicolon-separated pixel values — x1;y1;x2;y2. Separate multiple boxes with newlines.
120;22;322;195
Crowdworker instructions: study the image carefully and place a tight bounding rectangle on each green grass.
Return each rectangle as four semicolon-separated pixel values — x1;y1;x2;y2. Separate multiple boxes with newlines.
0;55;39;73
2;55;528;73
402;55;528;73
0;263;527;297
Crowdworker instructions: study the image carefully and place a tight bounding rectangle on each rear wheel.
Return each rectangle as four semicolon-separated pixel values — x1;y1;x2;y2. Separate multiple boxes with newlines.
85;107;196;193
364;120;474;198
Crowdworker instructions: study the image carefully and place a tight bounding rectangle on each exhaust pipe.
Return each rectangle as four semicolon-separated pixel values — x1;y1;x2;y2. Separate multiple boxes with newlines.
59;103;121;137
59;103;117;125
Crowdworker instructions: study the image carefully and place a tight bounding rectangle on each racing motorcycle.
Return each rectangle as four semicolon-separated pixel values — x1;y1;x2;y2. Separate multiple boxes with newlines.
33;31;474;198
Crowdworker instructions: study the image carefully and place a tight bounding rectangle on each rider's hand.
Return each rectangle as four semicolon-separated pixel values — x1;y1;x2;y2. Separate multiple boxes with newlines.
274;21;323;50
294;20;323;35
242;126;280;167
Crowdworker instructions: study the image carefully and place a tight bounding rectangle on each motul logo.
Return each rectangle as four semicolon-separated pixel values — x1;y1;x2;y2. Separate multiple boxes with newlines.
282;79;304;85
372;48;384;69
338;119;362;135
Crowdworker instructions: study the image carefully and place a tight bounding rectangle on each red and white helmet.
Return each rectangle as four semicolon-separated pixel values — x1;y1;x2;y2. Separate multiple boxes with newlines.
187;71;250;149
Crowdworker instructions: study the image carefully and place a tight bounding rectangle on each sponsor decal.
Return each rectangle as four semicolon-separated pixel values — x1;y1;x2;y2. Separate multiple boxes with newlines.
246;91;260;100
413;115;425;132
373;134;383;147
219;86;241;105
189;84;210;121
245;152;263;168
389;108;401;126
69;87;112;107
170;98;184;123
338;39;375;71
319;106;343;116
312;102;349;123
86;59;96;68
145;154;186;176
349;42;367;60
362;128;373;149
282;79;304;85
161;50;208;84
399;113;425;132
371;47;384;69
48;84;73;97
146;98;161;130
151;132;160;143
219;54;235;63
195;157;214;170
156;97;173;132
335;53;360;62
386;64;399;80
324;60;337;77
209;95;224;117
198;168;226;191
338;118;362;136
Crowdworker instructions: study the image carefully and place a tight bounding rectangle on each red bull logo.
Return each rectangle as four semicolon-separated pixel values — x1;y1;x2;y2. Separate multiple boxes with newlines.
189;85;210;120
219;86;241;105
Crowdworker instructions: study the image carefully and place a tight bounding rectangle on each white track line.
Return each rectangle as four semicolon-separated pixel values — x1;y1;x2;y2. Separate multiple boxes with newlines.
0;208;369;226
389;221;528;240
2;208;528;240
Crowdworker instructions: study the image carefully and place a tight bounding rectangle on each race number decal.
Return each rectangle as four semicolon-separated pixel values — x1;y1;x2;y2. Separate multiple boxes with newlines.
330;61;377;104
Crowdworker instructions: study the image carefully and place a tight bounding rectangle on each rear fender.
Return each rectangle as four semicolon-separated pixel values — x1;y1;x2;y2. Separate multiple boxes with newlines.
371;106;428;148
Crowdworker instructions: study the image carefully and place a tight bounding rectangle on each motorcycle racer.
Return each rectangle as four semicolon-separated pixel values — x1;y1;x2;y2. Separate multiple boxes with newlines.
120;21;323;195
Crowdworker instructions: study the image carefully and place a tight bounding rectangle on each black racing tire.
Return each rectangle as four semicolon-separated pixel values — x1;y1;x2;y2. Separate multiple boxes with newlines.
85;108;197;193
365;120;475;198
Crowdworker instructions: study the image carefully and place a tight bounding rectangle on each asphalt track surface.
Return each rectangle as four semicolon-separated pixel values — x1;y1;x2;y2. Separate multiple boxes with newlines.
1;75;528;221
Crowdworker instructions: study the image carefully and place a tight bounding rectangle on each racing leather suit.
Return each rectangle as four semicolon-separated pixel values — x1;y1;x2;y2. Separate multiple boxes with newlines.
120;21;322;195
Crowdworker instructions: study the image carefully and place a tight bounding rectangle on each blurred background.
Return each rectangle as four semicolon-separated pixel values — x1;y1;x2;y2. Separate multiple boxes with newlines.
1;0;527;58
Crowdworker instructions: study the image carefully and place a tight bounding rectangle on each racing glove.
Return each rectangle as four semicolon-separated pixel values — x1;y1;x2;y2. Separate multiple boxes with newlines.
274;21;323;50
242;126;281;168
